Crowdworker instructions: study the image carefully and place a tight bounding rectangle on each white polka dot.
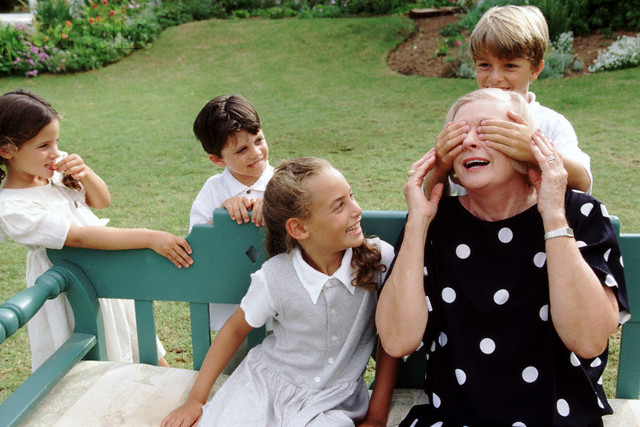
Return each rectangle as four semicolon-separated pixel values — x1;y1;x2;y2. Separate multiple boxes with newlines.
576;240;587;248
557;399;570;417
533;252;546;268
512;422;527;427
522;366;538;383
456;244;471;259
601;204;609;217
539;304;549;322
604;248;611;262
598;376;603;385
480;338;495;354
498;227;513;243
409;420;418;427
439;332;448;347
426;295;433;312
430;423;443;427
442;287;456;303
580;203;594;217
590;357;602;368
570;352;580;367
620;255;624;267
493;289;509;305
430;341;436;352
455;368;466;385
605;275;618;288
598;397;604;409
423;266;429;276
432;393;441;408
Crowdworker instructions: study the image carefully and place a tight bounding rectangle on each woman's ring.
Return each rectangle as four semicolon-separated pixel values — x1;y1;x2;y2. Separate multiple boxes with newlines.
407;169;416;176
547;155;555;164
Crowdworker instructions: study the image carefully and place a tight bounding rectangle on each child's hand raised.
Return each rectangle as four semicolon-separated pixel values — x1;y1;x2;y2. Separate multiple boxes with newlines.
434;120;468;177
160;398;202;427
53;153;92;180
478;110;536;163
148;231;193;269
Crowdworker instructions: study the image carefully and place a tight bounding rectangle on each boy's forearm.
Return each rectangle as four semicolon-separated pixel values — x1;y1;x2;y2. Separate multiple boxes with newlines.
562;155;591;193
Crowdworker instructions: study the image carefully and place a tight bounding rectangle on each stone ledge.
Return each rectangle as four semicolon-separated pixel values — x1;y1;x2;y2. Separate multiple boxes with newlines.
408;7;462;19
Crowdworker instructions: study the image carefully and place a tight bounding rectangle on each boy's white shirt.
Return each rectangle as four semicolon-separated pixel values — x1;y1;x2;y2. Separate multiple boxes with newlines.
241;238;395;328
189;164;275;231
450;91;593;195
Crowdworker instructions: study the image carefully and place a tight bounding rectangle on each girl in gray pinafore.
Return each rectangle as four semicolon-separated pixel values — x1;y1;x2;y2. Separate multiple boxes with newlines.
161;158;397;427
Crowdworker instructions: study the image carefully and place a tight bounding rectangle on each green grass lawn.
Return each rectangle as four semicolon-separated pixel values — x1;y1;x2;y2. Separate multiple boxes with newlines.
1;16;639;403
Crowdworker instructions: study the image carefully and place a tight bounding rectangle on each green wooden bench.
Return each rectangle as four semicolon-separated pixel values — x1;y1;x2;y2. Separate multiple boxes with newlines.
0;209;638;426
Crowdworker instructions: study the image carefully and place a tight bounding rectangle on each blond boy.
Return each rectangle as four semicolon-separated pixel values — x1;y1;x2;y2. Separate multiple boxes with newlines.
424;5;592;196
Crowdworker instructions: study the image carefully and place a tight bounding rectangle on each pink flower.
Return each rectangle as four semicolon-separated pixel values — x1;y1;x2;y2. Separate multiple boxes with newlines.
66;20;72;26
456;39;462;47
109;10;114;15
102;0;108;4
92;3;97;8
89;18;94;23
96;16;101;21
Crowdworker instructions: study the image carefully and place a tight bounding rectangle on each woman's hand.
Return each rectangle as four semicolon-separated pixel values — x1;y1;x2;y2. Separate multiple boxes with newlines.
406;149;444;224
160;398;202;427
527;130;568;222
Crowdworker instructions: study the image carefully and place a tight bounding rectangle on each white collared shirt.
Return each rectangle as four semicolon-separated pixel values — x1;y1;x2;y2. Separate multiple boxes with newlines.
241;238;394;328
189;164;275;231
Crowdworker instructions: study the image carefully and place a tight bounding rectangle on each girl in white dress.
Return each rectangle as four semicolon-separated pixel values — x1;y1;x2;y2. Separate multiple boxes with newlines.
162;157;399;427
0;89;194;371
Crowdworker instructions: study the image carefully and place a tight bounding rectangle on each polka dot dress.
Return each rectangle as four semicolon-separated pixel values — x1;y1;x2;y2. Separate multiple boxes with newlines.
396;190;629;427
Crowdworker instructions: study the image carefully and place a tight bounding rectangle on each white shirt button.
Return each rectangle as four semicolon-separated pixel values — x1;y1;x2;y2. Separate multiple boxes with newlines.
314;377;320;383
328;357;335;364
330;308;336;315
331;335;337;341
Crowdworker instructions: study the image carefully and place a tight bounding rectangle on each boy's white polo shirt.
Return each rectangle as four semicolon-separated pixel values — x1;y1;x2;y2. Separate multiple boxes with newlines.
189;165;274;231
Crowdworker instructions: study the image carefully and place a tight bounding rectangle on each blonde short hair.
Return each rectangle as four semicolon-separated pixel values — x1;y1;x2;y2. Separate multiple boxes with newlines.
446;88;535;178
470;5;549;69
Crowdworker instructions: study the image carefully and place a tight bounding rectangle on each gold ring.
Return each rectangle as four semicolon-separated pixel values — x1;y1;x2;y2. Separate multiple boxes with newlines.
407;169;416;176
547;155;555;164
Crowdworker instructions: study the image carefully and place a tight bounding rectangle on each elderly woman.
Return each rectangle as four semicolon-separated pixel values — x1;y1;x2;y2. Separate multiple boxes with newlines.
376;88;629;426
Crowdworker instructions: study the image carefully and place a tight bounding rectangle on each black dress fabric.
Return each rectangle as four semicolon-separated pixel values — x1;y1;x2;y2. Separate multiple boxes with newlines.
393;190;629;427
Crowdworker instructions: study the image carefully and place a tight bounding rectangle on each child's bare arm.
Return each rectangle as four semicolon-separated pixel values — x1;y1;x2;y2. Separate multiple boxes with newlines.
161;308;253;427
357;341;401;427
422;122;466;196
54;154;111;209
65;224;193;268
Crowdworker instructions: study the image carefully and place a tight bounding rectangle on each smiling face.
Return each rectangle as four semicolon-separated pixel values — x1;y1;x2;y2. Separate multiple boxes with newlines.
1;119;60;188
210;129;268;186
475;51;543;96
451;98;526;191
300;167;364;259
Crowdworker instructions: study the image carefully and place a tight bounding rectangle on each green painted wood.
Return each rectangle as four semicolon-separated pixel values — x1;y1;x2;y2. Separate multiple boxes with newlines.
616;232;640;399
0;333;96;427
135;300;159;365
190;303;211;370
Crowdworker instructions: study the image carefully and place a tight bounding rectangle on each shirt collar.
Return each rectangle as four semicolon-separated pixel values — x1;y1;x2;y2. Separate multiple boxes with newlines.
291;247;356;304
222;164;274;197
